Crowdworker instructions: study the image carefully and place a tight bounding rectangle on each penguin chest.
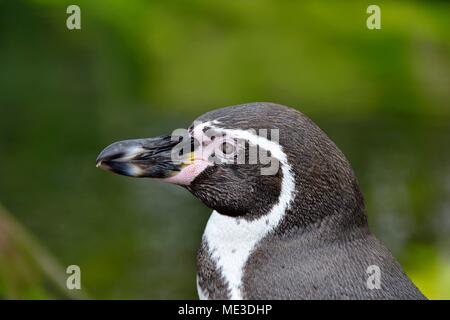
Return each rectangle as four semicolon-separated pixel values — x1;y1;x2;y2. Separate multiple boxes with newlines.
196;210;271;300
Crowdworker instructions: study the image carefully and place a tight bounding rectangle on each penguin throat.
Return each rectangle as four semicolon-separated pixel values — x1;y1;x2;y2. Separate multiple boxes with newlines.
197;130;296;300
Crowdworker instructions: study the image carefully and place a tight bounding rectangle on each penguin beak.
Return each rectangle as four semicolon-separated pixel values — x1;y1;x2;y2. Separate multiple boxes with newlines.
96;135;183;178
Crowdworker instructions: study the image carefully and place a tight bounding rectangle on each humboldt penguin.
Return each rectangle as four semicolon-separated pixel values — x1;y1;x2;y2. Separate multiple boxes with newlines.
96;102;426;300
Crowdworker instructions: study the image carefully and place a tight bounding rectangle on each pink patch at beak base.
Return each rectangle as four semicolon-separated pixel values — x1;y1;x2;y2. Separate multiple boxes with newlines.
161;159;211;185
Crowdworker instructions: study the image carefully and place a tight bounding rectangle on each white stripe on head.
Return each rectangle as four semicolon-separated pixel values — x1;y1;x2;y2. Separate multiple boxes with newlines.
201;126;296;300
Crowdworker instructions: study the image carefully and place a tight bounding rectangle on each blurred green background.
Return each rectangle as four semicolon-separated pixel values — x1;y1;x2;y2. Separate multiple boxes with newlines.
0;0;449;299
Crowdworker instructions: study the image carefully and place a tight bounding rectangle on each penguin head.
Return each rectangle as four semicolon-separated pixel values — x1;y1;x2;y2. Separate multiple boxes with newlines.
97;103;366;226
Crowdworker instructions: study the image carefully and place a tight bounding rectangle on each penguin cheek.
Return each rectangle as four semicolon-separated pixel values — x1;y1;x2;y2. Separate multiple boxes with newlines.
183;165;256;217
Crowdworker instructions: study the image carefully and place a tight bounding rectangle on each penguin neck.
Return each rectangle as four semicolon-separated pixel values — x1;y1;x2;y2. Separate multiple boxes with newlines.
280;204;370;243
198;196;369;298
278;180;370;243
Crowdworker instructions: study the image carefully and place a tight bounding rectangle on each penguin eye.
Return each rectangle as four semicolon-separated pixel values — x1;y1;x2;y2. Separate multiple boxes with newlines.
221;142;235;155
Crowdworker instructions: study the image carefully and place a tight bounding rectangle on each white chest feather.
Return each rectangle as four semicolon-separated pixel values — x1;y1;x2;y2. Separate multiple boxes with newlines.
200;209;279;299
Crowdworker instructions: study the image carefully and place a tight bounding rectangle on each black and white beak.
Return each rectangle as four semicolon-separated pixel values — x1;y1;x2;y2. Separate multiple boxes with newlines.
96;135;183;178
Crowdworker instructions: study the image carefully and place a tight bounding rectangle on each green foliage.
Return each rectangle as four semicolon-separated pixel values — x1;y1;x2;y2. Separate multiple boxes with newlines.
0;204;83;299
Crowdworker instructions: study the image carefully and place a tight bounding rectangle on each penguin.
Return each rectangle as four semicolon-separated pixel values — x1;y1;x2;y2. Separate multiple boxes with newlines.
96;102;426;300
